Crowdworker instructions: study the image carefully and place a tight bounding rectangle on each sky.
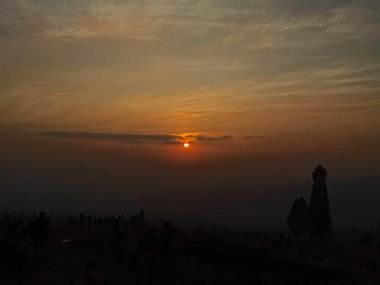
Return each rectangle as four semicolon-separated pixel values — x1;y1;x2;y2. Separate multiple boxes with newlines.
0;0;380;227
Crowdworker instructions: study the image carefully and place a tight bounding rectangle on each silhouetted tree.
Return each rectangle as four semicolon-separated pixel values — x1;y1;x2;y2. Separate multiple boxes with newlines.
287;196;309;238
309;165;332;242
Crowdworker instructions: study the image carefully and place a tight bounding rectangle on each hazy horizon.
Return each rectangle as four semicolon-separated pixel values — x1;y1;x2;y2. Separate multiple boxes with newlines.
1;132;379;229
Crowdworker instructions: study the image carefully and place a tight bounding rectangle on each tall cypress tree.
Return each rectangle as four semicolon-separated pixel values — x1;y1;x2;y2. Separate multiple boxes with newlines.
309;165;332;241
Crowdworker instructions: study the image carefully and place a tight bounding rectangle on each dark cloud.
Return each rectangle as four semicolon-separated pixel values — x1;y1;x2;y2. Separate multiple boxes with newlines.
182;134;233;142
38;131;234;143
193;135;233;142
39;131;180;143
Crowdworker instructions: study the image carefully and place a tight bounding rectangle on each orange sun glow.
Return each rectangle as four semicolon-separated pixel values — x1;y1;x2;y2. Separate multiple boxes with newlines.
183;143;190;148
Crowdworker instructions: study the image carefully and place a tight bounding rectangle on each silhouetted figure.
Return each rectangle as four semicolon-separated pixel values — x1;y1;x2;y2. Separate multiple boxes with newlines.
161;221;172;258
31;212;49;253
309;165;332;242
79;213;86;231
126;217;139;269
87;215;93;232
195;227;202;240
113;218;120;238
148;227;161;277
377;219;380;255
66;214;73;230
86;258;96;285
285;234;292;249
139;209;146;224
360;231;373;247
137;210;149;252
15;226;31;280
262;235;269;247
0;215;11;267
275;230;285;249
0;215;11;241
121;215;125;229
124;221;129;236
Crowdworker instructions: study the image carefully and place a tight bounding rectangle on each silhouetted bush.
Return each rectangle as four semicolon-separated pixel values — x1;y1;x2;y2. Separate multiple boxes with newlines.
287;196;309;238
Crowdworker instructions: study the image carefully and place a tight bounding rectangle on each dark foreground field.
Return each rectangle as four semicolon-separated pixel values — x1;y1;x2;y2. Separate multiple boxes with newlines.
1;222;380;285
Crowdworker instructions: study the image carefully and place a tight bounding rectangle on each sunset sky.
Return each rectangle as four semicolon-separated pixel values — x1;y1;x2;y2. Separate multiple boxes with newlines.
1;0;380;227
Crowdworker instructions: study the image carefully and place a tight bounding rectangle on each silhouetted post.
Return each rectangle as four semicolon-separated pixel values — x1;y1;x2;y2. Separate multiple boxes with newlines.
309;165;332;242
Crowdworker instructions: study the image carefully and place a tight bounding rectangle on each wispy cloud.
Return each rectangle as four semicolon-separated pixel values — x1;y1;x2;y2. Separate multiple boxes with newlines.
1;0;379;140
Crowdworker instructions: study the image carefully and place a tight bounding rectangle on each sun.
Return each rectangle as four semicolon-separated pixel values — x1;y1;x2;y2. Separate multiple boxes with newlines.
183;143;190;148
